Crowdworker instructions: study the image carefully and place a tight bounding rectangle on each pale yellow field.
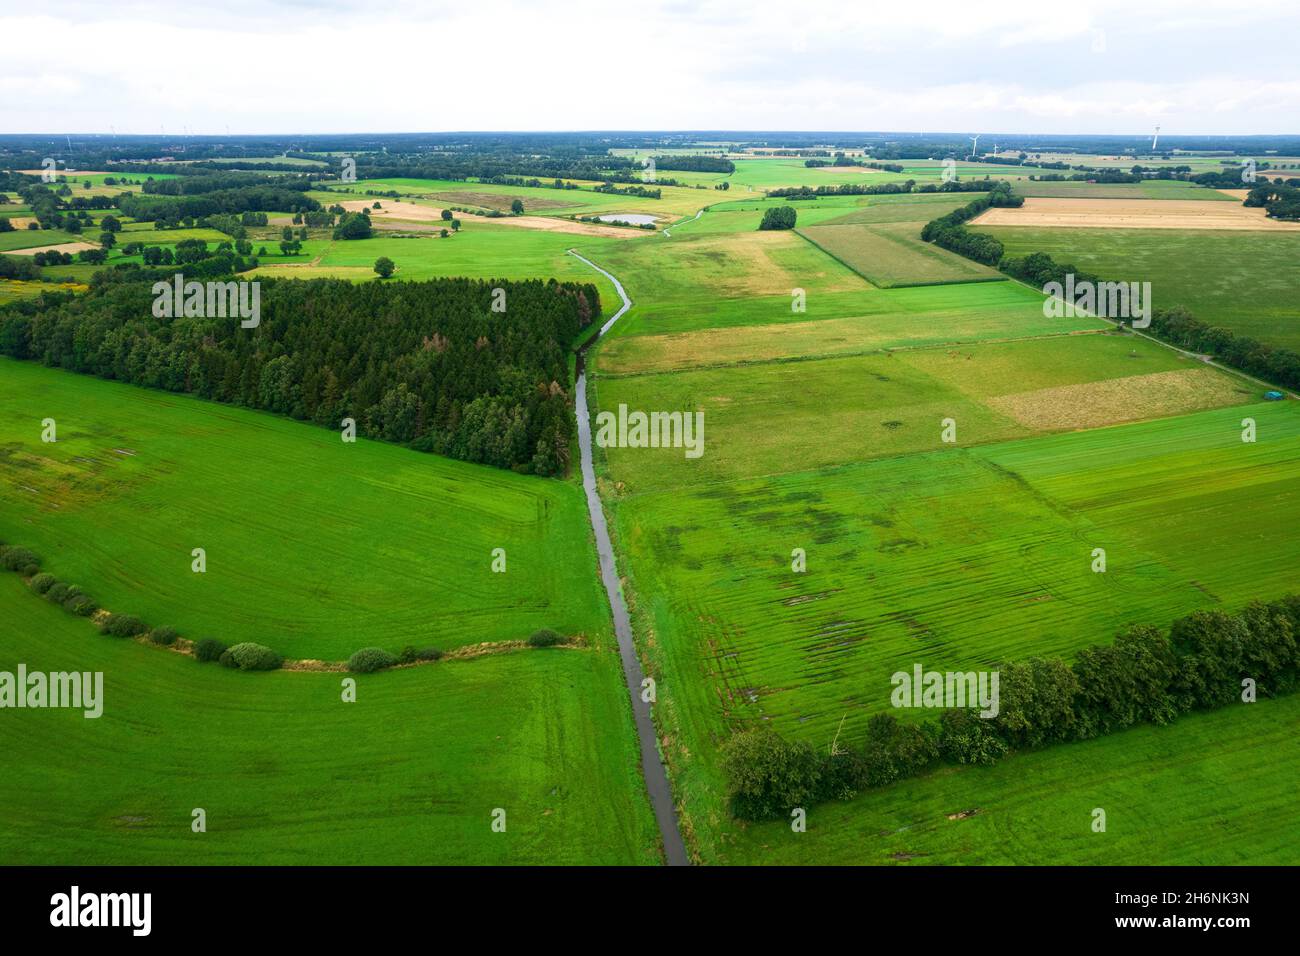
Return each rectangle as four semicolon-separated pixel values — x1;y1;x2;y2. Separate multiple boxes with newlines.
338;199;648;239
972;197;1300;231
5;241;99;255
986;367;1249;430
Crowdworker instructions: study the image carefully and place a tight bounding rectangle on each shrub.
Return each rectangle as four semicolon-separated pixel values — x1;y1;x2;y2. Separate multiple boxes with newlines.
219;642;282;671
64;594;98;617
100;613;146;637
758;206;797;230
861;712;939;787
721;728;822;821
937;709;1007;765
0;545;40;573
45;582;73;604
149;626;179;646
527;628;566;648
348;647;399;673
28;572;57;595
194;637;228;663
398;645;443;664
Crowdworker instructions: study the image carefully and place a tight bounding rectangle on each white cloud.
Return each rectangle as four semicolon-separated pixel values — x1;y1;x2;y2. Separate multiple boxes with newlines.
1;0;1297;133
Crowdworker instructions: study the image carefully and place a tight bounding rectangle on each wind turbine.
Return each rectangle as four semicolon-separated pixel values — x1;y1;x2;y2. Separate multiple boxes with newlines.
969;135;980;160
1151;125;1160;151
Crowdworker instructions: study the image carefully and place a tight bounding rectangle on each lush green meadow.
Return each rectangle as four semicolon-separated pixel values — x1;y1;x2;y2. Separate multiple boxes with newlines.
6;134;1297;870
0;574;659;865
0;358;610;661
598;283;1104;375
577;169;1293;865
0;228;85;252
799;221;1003;287
723;693;1300;864
607;400;1298;860
594;334;1249;492
1012;179;1235;200
975;225;1300;351
251;227;621;307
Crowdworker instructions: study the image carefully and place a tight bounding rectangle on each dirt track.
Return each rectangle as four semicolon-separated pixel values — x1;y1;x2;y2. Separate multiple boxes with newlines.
973;197;1300;231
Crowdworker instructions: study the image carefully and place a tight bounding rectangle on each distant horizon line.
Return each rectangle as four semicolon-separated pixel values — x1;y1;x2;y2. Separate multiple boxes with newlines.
2;129;1299;140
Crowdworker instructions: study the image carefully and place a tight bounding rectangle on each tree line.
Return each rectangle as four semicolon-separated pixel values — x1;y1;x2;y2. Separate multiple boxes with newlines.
141;170;315;196
0;276;599;476
918;185;1023;265
724;596;1300;820
649;155;735;173
767;179;1007;200
118;185;320;224
1243;180;1300;221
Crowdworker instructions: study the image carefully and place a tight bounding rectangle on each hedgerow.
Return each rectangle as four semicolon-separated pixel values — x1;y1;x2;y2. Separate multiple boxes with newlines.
723;597;1300;820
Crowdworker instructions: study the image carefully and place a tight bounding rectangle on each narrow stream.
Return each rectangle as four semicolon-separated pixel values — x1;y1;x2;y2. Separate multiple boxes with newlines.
569;250;690;867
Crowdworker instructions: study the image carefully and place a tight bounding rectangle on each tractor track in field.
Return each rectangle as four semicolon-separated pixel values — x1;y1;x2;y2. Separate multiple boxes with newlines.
568;249;690;867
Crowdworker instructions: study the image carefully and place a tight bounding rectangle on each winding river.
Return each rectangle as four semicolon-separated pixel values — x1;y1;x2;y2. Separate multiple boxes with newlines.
569;250;690;867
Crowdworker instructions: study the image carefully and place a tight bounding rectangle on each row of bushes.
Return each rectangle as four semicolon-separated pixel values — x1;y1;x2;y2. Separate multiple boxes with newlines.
344;628;570;673
2;541;282;671
1000;249;1300;390
723;597;1300;820
7;542;566;675
918;184;1024;265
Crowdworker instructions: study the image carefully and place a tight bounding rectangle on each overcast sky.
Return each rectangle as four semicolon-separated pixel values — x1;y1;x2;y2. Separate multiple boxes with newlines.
2;0;1297;136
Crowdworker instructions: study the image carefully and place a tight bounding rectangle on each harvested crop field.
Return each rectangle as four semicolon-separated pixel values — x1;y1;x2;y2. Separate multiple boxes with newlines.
432;190;571;211
4;241;99;255
973;197;1300;231
339;199;645;238
986;367;1251;431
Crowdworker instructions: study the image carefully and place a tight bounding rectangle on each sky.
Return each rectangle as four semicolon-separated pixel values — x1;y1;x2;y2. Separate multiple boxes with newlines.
2;0;1298;136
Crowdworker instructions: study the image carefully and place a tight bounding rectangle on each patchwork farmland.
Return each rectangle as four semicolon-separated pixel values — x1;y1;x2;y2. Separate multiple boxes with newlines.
2;116;1298;888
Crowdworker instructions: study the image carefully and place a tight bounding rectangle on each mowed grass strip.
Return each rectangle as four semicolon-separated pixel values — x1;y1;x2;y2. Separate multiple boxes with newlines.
798;221;1004;288
0;576;658;865
0;359;610;660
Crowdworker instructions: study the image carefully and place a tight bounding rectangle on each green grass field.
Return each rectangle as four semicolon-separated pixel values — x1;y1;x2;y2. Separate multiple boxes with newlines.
6;135;1298;870
723;693;1300;864
593;334;1249;492
0;228;85;252
0;573;659;864
1011;179;1235;200
609;400;1299;861
0;358;610;662
975;225;1300;351
332;176;714;218
798;221;1004;288
598;284;1107;375
247;228;622;309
